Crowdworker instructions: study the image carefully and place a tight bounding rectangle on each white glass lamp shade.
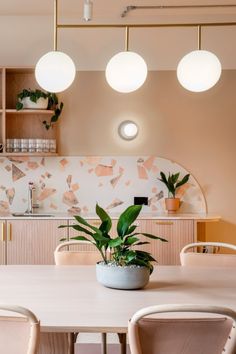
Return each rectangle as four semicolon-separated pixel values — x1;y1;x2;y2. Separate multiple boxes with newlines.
105;51;147;93
118;121;139;140
35;51;76;93
177;50;222;92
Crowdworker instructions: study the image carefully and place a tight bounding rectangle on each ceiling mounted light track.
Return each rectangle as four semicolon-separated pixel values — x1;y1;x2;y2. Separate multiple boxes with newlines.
121;4;236;17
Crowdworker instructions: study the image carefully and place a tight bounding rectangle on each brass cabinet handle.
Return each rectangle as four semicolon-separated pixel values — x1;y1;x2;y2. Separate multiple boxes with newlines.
155;221;174;226
7;223;12;241
1;222;6;241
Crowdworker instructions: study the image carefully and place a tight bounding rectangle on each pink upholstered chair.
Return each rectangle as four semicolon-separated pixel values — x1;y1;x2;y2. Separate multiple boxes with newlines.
0;304;40;354
54;240;102;265
180;242;236;267
128;304;236;354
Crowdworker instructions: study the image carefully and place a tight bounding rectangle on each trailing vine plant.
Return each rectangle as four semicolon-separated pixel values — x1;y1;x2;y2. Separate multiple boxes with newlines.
16;89;64;130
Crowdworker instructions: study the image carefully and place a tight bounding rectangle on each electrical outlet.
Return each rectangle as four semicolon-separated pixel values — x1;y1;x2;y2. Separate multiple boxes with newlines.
134;197;148;205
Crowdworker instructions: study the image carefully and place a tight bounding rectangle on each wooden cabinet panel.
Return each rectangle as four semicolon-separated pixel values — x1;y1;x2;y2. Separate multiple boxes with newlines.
6;219;68;265
137;219;194;265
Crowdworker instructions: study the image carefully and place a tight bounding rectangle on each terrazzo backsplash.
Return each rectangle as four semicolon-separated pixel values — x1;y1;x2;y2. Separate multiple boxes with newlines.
0;155;206;215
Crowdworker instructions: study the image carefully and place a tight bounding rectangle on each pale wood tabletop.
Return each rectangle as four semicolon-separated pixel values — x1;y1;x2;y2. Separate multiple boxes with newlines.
0;265;235;334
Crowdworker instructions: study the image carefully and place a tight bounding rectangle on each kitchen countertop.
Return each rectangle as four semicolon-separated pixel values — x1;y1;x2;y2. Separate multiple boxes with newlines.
0;212;221;221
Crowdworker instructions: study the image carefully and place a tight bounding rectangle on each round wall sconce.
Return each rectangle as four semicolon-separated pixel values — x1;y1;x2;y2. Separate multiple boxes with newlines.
118;121;139;140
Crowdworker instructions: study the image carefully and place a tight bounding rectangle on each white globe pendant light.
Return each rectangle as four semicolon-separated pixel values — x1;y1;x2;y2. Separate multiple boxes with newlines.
35;0;76;93
177;50;221;92
106;51;147;93
105;27;147;93
177;25;222;92
35;51;76;93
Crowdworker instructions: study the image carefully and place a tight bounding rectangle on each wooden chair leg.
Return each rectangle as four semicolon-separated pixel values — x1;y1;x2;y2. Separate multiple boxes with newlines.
101;333;107;354
118;333;127;354
68;333;76;354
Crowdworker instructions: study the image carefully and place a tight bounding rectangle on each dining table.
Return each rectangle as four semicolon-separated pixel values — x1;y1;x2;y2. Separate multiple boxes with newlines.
0;265;235;354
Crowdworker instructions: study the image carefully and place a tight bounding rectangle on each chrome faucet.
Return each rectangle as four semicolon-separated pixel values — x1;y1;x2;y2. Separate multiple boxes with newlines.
26;182;35;214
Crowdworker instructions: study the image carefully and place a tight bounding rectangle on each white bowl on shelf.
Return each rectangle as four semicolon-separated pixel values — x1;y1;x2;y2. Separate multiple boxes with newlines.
20;97;48;110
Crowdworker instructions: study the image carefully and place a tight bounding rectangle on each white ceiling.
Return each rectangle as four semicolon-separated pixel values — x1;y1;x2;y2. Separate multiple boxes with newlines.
1;0;236;19
0;0;236;70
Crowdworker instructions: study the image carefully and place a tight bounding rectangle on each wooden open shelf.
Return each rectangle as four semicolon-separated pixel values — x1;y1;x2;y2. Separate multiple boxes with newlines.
1;152;58;157
0;67;59;156
6;109;54;114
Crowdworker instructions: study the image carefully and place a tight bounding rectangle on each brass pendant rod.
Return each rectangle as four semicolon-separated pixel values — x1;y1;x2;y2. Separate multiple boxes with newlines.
54;0;58;51
57;22;236;29
198;25;202;50
125;26;129;51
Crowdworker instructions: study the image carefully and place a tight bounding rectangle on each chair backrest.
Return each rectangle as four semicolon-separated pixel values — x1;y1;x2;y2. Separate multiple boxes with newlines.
0;304;40;354
128;304;236;354
54;240;102;265
180;242;236;267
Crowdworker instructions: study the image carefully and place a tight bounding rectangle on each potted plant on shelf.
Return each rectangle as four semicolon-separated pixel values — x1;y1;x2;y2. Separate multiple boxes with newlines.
158;171;190;213
59;204;167;290
16;89;64;130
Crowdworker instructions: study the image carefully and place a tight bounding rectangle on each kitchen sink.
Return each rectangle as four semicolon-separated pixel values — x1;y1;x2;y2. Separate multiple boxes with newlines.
12;213;55;218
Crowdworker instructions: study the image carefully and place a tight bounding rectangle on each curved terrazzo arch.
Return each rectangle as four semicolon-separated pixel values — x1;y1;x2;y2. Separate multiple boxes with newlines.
0;156;206;214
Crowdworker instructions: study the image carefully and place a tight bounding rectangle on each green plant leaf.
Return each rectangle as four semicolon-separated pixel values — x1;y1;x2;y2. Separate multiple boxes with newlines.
50;115;58;123
125;224;138;236
59;237;67;241
92;232;110;243
141;233;168;242
172;172;180;184
108;237;123;247
125;236;139;245
135;250;157;262
117;205;142;238
125;250;136;262
71;224;94;236
71;236;92;242
159;171;168;184
133;241;150;246
96;204;112;233
176;174;190;189
16;102;23;110
73;215;102;235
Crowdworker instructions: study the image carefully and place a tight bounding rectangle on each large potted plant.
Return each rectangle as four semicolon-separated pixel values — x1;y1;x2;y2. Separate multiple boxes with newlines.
158;171;190;213
59;204;167;290
16;89;64;130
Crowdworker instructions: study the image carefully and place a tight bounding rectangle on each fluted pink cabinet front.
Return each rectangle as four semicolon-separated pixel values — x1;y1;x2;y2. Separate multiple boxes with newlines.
4;219;67;265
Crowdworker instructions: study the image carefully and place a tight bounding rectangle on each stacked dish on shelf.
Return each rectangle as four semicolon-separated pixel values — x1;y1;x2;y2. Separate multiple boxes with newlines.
6;138;56;153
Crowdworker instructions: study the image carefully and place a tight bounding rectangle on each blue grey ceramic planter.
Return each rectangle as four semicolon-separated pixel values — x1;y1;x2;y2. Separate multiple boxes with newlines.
96;262;150;290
